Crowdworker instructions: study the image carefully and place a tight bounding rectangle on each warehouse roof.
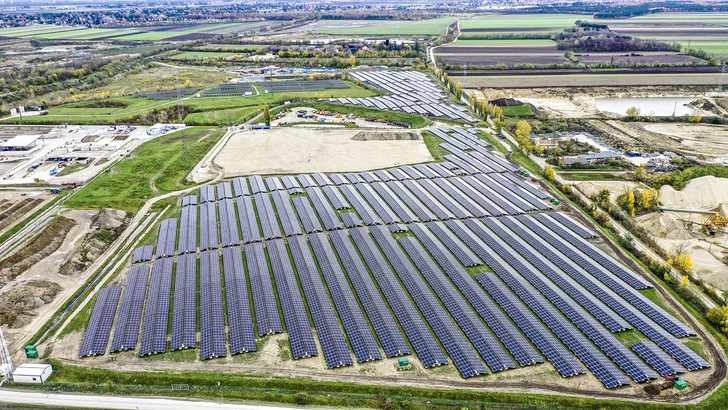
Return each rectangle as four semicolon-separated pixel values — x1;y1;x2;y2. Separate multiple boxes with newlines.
0;134;42;148
13;363;52;376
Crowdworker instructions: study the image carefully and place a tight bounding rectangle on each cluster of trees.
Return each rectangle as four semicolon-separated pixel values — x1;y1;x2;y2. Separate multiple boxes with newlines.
514;120;535;154
635;165;728;190
0;56;152;107
555;30;681;53
439;71;463;101
616;188;661;216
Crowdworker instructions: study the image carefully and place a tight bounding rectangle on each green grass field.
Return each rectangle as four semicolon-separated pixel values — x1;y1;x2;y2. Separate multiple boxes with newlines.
65;127;225;212
459;14;592;30
501;105;535;116
683;42;728;55
321;17;458;35
4;80;378;126
453;39;557;45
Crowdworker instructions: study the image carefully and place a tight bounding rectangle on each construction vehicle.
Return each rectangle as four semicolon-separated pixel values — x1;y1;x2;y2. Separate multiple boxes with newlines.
33;178;45;183
660;207;728;235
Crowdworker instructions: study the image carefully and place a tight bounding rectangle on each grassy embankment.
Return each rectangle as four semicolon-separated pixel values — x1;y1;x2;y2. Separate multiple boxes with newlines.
3;81;377;126
65;127;225;213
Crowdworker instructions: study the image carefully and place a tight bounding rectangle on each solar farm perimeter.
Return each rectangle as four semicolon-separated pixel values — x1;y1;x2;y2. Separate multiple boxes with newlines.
77;126;713;392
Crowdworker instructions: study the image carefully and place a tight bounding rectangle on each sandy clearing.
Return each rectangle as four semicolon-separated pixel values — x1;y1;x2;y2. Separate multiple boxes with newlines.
3;209;97;353
660;176;728;210
214;128;433;177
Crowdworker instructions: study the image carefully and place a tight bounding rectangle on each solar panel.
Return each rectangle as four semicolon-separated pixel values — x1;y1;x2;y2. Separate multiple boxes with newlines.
369;226;486;378
246;242;283;335
329;230;410;358
171;254;197;351
200;250;227;360
289;236;353;368
219;198;241;247
223;247;257;354
408;223;541;367
267;239;318;360
632;341;687;377
80;286;122;357
308;233;380;364
139;258;173;356
111;265;149;353
349;227;447;369
236;195;262;244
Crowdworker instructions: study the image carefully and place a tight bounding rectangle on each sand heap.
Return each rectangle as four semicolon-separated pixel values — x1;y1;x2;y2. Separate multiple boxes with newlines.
636;212;693;240
659;176;728;210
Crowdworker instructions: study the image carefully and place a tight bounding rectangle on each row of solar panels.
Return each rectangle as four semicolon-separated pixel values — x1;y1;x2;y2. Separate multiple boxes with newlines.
260;80;350;93
202;83;255;97
134;87;201;101
345;71;477;122
131;177;550;263
82;215;704;384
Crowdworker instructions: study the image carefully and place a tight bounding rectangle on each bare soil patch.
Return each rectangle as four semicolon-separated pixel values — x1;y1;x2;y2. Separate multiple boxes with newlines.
0;280;62;328
0;216;76;287
213;128;432;177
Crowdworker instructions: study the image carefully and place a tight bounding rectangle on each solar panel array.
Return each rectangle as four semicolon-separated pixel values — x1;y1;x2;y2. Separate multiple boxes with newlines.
87;125;712;389
289;235;353;368
79;286;121;357
631;341;687;377
171;254;197;351
336;71;478;123
202;83;255;97
267;239;318;359
136;87;201;100
260;79;349;93
110;266;149;353
139;258;173;356
131;245;154;263
200;250;227;360
223;247;257;354
155;218;177;258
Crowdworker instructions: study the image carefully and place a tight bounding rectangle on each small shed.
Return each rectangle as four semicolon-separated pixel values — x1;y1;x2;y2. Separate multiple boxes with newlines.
675;380;688;390
398;357;409;367
12;363;53;384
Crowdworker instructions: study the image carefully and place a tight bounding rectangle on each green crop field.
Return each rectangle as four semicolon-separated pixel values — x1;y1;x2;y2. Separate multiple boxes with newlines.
65;127;225;212
614;12;728;24
321;17;458;35
683;42;728;55
113;30;188;41
459;14;592;30
453;38;557;45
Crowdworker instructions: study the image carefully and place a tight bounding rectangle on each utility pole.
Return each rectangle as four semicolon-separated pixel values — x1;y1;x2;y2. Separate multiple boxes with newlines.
0;325;13;385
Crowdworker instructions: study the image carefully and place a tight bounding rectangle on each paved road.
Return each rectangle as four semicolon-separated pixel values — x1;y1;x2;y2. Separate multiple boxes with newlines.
0;389;315;410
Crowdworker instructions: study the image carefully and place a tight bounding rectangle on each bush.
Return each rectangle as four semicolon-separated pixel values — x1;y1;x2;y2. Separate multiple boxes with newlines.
294;392;309;405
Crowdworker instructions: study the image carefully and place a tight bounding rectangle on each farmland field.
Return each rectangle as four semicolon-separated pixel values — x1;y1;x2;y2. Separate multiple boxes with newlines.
320;17;458;35
453;39;557;45
463;72;724;88
574;52;702;65
459;14;592;31
435;40;567;67
0;21;281;41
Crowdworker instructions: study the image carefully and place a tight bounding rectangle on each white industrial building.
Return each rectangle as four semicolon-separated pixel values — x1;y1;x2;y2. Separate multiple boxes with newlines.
12;363;53;384
0;135;43;151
